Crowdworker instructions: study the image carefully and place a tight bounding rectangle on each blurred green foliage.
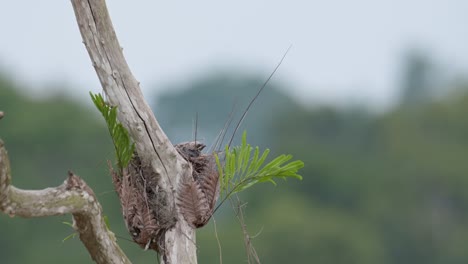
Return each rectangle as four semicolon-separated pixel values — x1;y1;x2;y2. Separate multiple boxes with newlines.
2;57;468;264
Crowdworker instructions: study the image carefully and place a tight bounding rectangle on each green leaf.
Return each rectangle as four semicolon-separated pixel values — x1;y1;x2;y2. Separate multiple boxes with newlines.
216;130;304;200
90;92;135;172
62;221;77;242
247;146;259;175
214;153;225;196
103;215;111;231
62;232;77;243
62;221;73;228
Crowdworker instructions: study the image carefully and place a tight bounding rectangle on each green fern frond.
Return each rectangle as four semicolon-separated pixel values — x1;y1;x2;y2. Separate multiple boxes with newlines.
90;92;135;171
215;131;304;200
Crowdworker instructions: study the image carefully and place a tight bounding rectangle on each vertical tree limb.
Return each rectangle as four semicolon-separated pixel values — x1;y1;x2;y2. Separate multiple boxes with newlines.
70;1;197;263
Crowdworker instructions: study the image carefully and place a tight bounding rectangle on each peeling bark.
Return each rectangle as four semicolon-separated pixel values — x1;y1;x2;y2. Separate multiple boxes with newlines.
0;140;131;264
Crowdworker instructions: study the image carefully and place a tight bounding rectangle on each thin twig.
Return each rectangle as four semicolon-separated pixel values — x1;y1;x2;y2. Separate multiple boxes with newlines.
216;101;238;152
227;45;292;149
193;112;198;143
230;195;261;264
210;101;237;153
213;217;223;264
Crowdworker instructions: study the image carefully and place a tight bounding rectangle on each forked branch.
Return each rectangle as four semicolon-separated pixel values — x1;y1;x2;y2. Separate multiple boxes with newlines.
70;0;196;263
0;138;131;264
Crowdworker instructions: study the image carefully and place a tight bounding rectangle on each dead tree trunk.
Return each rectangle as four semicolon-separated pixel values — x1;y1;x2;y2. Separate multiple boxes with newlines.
0;0;198;263
70;0;197;263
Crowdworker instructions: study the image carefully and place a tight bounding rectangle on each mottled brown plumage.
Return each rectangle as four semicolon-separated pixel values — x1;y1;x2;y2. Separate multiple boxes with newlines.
111;154;176;252
175;142;220;228
111;141;220;253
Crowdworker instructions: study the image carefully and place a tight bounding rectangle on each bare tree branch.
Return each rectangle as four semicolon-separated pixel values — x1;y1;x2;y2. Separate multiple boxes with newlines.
231;195;261;264
70;0;197;263
0;139;131;264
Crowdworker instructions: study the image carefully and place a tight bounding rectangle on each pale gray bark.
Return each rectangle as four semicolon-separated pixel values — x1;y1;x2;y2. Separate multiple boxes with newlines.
0;139;131;264
70;0;197;263
0;0;197;262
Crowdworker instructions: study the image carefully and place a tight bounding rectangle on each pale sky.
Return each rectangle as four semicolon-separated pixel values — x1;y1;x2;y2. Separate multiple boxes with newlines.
1;1;467;109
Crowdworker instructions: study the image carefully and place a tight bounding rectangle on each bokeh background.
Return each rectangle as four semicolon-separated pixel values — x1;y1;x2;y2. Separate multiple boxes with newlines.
1;1;468;263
